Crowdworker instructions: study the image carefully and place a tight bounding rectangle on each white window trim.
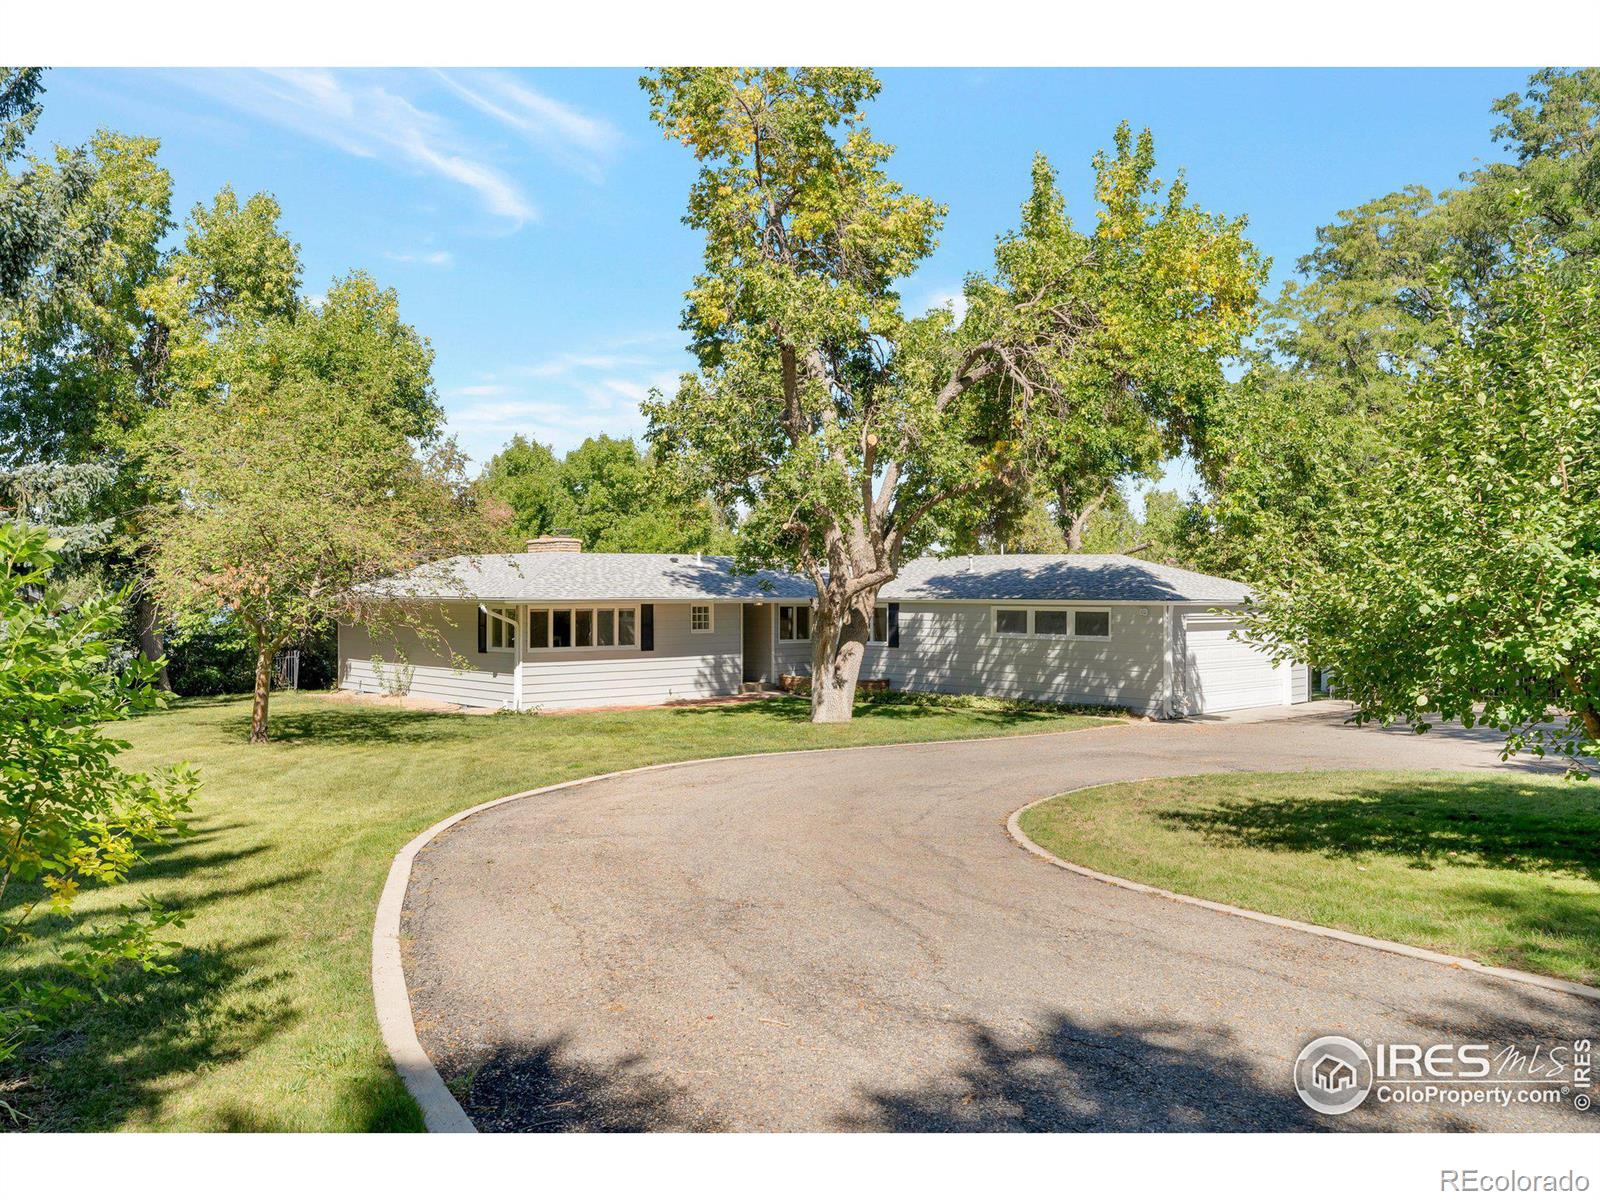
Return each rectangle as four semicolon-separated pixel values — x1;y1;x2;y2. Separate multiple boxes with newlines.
777;603;812;643
990;605;1112;641
525;604;641;654
689;603;715;634
485;604;519;653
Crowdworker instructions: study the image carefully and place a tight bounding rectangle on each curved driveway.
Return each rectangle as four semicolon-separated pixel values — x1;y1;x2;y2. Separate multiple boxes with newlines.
402;705;1597;1132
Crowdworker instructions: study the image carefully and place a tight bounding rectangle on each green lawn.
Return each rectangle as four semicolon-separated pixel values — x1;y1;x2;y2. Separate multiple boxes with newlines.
3;690;1112;1131
1018;770;1600;985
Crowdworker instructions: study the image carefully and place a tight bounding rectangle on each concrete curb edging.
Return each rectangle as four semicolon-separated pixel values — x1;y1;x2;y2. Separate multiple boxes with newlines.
1005;783;1600;1004
372;718;1130;1133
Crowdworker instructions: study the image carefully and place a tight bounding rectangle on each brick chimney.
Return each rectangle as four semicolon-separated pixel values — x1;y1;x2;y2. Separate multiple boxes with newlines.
525;533;582;553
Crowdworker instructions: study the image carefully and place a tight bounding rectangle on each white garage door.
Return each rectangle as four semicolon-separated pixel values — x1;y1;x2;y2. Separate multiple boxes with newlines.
1183;615;1286;714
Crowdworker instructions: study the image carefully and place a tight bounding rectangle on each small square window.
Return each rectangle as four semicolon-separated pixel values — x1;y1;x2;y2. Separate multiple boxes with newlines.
1074;610;1111;639
995;608;1028;635
618;609;636;646
690;604;713;632
1035;609;1069;637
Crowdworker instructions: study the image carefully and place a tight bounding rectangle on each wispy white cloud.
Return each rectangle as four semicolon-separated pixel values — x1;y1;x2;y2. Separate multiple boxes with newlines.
173;68;538;226
513;351;650;379
441;336;689;465
384;248;456;267
446;383;512;397
433;70;622;184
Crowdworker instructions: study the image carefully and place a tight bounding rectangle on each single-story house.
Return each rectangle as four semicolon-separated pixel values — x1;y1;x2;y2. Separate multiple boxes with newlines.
338;535;1310;717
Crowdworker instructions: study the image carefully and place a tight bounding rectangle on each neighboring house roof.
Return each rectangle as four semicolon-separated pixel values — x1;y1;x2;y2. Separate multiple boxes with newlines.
878;555;1253;604
366;551;1251;606
367;552;818;603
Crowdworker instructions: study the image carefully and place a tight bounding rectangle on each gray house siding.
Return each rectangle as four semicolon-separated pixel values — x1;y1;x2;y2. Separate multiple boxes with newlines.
771;606;814;679
338;551;1309;717
774;601;1169;715
338;601;744;711
338;602;516;709
520;601;741;710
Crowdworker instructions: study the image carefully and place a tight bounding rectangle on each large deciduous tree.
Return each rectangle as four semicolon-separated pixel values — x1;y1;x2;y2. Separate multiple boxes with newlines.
1191;67;1599;580
641;68;1263;721
1242;241;1600;772
143;380;484;743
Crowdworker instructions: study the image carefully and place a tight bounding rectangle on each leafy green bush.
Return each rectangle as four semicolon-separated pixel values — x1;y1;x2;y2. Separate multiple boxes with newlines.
165;613;257;696
0;522;198;1100
166;614;339;697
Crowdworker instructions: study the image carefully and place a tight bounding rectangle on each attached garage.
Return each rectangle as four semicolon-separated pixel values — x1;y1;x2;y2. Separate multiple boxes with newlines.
1180;612;1292;714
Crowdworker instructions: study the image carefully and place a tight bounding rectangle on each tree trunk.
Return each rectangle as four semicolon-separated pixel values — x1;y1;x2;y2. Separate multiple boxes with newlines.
1579;704;1600;744
1559;669;1600;745
810;596;873;724
132;588;172;692
249;642;275;744
1059;482;1109;553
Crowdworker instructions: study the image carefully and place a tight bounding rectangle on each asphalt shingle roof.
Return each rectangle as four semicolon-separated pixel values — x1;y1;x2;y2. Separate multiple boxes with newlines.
371;552;817;602
372;551;1251;605
878;554;1253;603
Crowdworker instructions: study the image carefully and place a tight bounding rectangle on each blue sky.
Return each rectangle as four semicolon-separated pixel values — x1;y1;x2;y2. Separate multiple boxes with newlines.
36;67;1533;497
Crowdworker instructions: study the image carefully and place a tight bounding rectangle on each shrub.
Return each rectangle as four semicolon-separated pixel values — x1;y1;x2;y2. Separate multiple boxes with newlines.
0;522;198;1097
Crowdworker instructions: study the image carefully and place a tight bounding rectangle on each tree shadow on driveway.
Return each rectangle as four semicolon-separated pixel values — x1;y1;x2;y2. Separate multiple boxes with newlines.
448;1014;1333;1132
452;1034;723;1132
838;1012;1327;1132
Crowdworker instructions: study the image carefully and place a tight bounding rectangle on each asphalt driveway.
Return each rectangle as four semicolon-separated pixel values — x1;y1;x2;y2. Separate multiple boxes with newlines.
401;704;1598;1132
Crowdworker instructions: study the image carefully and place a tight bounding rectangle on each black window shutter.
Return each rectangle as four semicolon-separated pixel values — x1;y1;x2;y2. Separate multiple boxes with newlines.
477;607;487;653
640;604;654;652
887;602;900;648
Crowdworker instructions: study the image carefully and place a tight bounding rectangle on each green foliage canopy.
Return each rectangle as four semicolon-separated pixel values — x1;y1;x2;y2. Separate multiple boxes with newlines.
1242;242;1600;772
0;521;197;1073
640;68;1263;719
1192;68;1600;580
478;432;735;553
143;380;486;742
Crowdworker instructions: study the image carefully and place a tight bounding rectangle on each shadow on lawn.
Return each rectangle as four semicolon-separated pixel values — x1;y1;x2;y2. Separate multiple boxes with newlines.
217;705;478;747
2;934;296;1131
1156;777;1600;881
1;815;307;1130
